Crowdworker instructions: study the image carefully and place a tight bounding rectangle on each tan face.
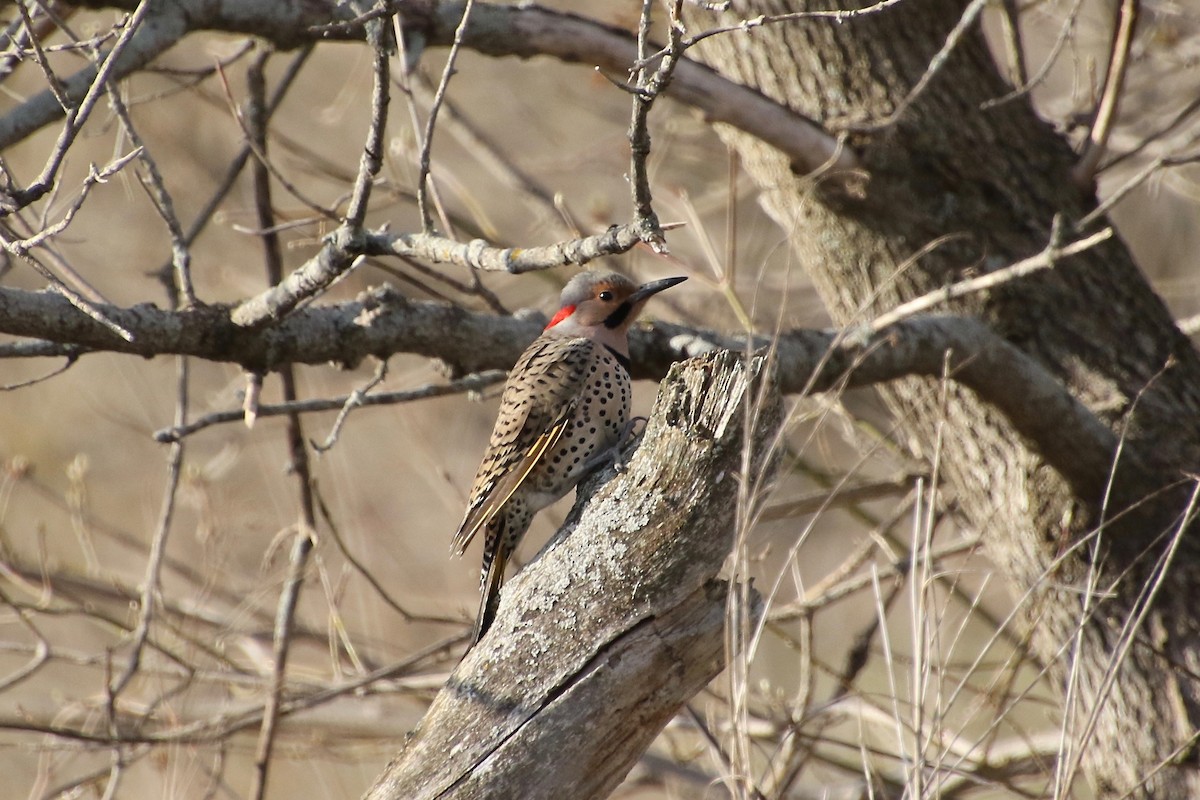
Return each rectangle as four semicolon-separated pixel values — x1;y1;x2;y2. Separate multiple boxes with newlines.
547;272;637;329
546;271;686;333
565;279;638;327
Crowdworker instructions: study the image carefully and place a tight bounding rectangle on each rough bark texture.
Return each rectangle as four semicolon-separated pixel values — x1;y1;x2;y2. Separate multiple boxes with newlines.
364;350;781;800
688;1;1200;796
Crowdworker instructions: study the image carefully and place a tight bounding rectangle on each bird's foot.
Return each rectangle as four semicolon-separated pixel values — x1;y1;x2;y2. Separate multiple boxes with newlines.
612;416;647;473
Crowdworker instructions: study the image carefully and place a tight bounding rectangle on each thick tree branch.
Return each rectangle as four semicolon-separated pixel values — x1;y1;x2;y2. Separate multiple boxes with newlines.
10;2;848;175
0;282;1132;503
364;349;779;800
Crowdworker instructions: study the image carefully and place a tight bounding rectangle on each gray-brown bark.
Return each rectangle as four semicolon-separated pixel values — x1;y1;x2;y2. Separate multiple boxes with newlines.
688;1;1200;795
363;350;780;800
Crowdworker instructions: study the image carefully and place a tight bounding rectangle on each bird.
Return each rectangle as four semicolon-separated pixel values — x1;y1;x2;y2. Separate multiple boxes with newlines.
452;270;687;649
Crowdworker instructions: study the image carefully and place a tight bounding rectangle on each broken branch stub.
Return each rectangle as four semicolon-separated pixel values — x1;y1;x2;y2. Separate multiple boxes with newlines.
365;349;781;800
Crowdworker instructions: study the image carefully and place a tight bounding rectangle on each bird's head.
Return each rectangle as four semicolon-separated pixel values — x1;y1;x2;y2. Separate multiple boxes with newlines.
545;271;687;340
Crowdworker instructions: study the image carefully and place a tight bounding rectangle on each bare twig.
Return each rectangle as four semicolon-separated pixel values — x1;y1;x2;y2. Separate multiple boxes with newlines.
108;358;188;698
760;475;921;522
0;584;51;693
103;78;196;306
866;223;1114;331
0;633;462;747
1071;0;1140;187
624;0;686;255
154;370;507;442
981;0;1087;110
407;72;572;234
245;54;321;800
0;351;79;389
325;497;462;631
1077;139;1200;229
845;0;990;131
415;0;473;232
1;149;142;254
149;46;312;299
359;223;652;273
14;1;71;109
0;2;853;177
345;1;392;228
1101;94;1200;173
0;0;163;213
313;358;389;451
995;0;1028;89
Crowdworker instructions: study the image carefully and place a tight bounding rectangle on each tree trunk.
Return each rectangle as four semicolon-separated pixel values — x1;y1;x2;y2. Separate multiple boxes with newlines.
364;350;781;800
687;1;1200;796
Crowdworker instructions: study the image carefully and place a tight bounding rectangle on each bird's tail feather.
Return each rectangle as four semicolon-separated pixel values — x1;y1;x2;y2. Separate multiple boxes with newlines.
469;519;508;650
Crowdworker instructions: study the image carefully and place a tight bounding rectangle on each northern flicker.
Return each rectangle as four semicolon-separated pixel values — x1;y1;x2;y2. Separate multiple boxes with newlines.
452;270;686;648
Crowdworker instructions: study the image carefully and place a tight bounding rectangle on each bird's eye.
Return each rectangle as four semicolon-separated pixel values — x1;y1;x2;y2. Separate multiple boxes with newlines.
598;290;614;301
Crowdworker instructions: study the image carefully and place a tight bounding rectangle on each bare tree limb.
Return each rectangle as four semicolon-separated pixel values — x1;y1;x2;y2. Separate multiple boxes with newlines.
0;0;179;210
1071;0;1139;187
3;1;849;176
364;349;780;800
242;51;323;799
0;281;1133;503
153;370;507;443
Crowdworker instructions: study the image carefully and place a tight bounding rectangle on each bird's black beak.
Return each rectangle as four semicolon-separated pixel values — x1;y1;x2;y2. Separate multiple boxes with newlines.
629;276;687;305
602;275;687;330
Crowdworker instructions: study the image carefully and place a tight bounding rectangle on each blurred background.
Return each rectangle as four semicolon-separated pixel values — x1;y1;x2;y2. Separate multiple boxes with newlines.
1;1;1198;797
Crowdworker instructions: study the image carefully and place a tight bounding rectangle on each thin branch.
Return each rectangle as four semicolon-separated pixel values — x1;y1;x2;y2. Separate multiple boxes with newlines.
866;223;1114;331
415;0;474;232
625;0;683;255
345;1;391;228
684;0;904;45
995;0;1028;90
980;0;1086;110
0;584;51;693
1;149;142;255
0;351;79;389
1101;93;1200;173
0;149;143;340
14;1;71;109
227;229;360;327
407;72;572;233
229;220;650;328
154;370;507;443
0;278;1133;503
108;357;188;698
358;223;651;272
1077;139;1200;229
249;521;313;800
759;475;921;522
245;53;320;800
209;60;339;224
152;45;313;294
1071;0;1139;187
0;632;462;747
0;2;853;176
103;77;196;306
846;0;990;131
0;0;166;213
312;358;390;451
